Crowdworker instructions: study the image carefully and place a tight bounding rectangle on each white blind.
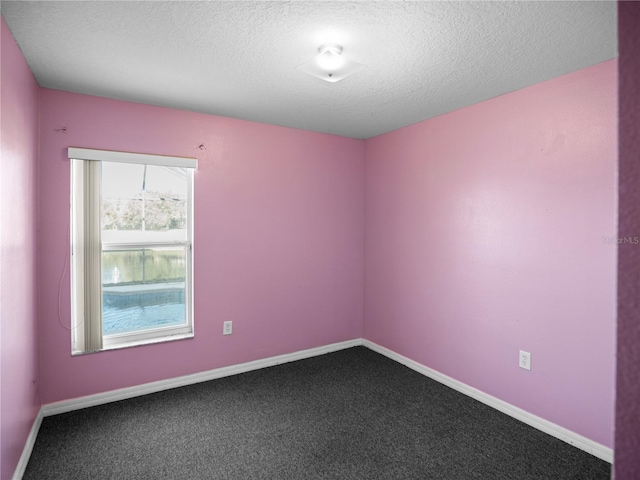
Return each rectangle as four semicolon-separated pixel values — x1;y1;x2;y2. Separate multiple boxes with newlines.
68;147;197;169
83;160;103;352
74;160;103;353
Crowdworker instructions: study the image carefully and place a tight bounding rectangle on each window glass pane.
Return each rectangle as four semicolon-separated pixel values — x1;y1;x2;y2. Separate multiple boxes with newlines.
101;163;187;244
102;247;186;336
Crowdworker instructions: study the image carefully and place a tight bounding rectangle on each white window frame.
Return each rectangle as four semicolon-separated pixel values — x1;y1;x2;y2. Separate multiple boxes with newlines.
69;147;197;354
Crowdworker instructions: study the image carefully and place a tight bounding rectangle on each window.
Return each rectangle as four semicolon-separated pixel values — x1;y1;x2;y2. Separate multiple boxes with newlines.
69;148;196;353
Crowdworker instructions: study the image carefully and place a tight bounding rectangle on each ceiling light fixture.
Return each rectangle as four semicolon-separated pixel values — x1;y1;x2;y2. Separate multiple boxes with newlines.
297;43;365;83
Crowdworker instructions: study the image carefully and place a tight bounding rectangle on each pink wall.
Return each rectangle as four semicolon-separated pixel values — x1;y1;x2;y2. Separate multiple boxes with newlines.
364;60;617;448
0;18;41;479
616;2;640;478
37;89;364;404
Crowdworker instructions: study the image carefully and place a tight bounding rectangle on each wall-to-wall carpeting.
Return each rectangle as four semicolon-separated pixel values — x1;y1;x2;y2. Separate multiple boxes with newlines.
24;348;610;479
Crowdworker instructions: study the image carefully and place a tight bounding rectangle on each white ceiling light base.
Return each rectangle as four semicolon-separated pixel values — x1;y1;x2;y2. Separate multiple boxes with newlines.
297;44;365;83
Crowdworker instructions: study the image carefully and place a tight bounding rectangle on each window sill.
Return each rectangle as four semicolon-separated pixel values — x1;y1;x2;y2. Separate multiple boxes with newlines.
72;332;194;356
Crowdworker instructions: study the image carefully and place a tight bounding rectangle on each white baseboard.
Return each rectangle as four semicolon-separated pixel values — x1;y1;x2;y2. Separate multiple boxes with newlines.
24;337;611;476
42;339;362;417
362;339;613;463
12;407;43;480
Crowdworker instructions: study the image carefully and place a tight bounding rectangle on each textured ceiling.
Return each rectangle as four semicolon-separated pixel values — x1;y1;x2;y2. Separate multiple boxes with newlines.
1;1;617;139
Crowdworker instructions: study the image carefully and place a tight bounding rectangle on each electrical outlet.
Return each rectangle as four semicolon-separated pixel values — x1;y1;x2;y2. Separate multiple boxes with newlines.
519;350;531;370
223;321;233;335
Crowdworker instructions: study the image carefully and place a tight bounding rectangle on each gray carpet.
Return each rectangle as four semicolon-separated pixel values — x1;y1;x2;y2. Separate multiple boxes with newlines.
24;347;611;479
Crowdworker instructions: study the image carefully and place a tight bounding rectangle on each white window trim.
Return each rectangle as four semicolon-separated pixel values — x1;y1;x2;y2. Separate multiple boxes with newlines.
69;147;196;354
68;147;197;169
